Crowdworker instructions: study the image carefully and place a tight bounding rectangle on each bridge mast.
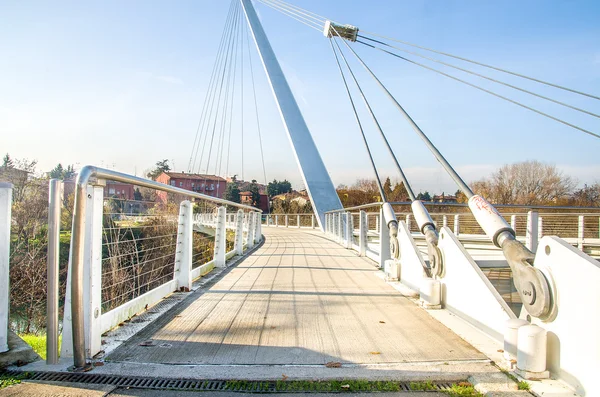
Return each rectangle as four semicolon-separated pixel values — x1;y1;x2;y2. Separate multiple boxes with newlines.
240;0;342;230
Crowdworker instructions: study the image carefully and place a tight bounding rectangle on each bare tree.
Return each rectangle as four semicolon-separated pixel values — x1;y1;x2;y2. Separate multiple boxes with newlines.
471;161;576;205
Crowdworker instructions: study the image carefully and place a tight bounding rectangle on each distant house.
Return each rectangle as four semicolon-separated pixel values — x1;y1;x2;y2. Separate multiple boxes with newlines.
226;177;267;195
432;194;458;204
240;191;269;212
155;172;227;202
272;191;311;206
105;181;135;201
0;167;29;184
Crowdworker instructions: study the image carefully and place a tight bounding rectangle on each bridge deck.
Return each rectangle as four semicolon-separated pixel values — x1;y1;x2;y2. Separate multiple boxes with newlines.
108;228;485;365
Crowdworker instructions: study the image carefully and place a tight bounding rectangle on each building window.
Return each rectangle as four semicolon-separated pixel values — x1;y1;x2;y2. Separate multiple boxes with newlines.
109;188;115;195
170;181;176;186
191;183;195;187
179;182;183;187
210;183;214;190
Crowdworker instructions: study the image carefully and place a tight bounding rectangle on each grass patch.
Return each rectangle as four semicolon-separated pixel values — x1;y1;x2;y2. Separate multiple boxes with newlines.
19;334;62;361
223;379;481;393
517;380;530;391
0;372;31;390
444;382;483;397
410;380;437;391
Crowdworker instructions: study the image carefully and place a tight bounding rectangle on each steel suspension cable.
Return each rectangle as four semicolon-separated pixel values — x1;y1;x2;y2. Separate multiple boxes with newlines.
357;40;600;140
359;36;599;120
258;0;326;25
240;1;245;181
201;1;241;182
329;38;386;200
189;0;237;173
259;0;329;24
331;36;416;201
254;0;322;31
216;3;242;187
334;30;474;198
196;1;240;174
358;32;600;101
245;20;269;188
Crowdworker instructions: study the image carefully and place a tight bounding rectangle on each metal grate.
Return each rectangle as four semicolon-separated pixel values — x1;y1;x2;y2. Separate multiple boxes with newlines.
5;371;458;393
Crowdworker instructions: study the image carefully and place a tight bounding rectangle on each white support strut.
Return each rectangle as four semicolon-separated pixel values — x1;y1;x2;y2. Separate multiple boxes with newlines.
240;0;342;230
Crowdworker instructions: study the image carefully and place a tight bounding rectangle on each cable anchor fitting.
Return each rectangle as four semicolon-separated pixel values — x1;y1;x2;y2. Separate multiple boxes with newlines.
324;21;359;42
468;195;555;320
382;203;399;259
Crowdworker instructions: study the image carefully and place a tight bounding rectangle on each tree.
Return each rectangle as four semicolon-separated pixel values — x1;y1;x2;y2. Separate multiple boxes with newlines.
571;184;600;207
224;183;241;203
248;182;261;208
471;161;576;205
383;177;393;200
2;153;14;169
390;181;409;202
146;159;171;180
49;163;75;180
267;179;292;197
0;155;38;203
455;189;468;204
416;191;431;201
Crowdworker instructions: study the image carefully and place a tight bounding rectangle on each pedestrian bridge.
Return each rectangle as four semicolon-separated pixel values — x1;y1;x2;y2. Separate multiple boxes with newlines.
107;227;484;366
1;170;599;397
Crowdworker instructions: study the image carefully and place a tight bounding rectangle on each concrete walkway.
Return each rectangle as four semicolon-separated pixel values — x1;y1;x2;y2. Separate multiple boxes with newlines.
107;228;484;366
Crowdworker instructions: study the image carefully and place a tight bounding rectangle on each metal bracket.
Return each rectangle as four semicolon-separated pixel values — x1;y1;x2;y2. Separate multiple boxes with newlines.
388;221;400;260
498;231;554;320
422;225;442;278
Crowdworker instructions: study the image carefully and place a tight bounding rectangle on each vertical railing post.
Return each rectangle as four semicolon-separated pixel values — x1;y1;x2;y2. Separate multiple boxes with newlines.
285;214;288;228
406;214;412;232
254;213;261;244
578;215;585;251
213;206;227;267
46;179;62;364
538;216;543;241
275;214;278;227
0;183;13;353
246;211;255;249
379;206;390;268
174;200;193;290
375;214;380;235
526;211;539;253
511;215;517;234
345;212;353;249
336;213;342;243
454;214;460;235
234;210;244;255
297;214;301;228
82;183;104;359
443;215;448;228
311;214;315;229
359;210;367;256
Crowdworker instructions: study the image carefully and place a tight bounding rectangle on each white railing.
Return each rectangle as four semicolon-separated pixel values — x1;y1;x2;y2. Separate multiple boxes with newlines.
261;213;317;229
324;203;600;396
60;166;262;370
326;207;600;259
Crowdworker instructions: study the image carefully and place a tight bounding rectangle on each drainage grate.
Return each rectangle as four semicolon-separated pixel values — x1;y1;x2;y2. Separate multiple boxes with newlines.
5;371;457;393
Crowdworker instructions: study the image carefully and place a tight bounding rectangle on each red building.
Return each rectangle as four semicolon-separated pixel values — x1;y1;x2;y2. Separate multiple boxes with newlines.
240;191;270;212
155;172;227;202
104;181;135;200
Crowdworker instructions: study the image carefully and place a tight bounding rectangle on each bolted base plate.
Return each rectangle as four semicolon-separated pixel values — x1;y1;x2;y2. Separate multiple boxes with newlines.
515;368;549;380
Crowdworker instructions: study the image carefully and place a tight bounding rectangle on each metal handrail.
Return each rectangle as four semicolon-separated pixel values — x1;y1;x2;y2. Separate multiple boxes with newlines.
325;202;383;213
69;166;261;370
326;201;600;214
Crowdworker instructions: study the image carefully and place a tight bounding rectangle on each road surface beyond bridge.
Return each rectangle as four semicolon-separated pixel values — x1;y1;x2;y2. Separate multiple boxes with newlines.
107;227;485;366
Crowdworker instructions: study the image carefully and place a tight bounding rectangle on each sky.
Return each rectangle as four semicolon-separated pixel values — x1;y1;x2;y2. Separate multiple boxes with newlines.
1;0;599;194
